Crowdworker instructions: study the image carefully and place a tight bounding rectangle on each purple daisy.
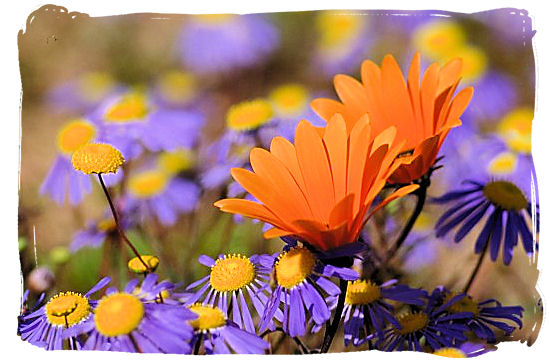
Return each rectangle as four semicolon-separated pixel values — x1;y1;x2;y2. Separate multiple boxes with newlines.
77;273;196;353
46;72;120;113
433;179;538;265
185;253;278;333
177;14;279;74
125;168;201;226
188;303;269;354
338;279;427;346
90;90;204;160
380;287;471;351
440;290;524;343
18;277;110;350
259;246;359;337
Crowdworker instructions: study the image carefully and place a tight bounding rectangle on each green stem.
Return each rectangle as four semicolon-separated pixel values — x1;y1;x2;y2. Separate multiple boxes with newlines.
97;174;151;272
320;279;347;353
384;181;428;263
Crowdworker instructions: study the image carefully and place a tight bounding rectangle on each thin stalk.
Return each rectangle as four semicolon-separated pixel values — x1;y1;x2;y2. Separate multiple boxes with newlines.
260;327;309;354
193;333;203;355
320;279;348;353
384;182;428;263
463;241;489;293
97;174;151;272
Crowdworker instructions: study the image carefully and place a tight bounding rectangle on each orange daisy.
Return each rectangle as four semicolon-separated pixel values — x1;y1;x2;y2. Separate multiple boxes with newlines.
311;53;474;184
214;115;418;252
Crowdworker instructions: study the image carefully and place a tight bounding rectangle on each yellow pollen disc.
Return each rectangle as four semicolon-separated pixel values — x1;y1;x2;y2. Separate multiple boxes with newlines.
95;293;144;337
188;304;226;331
79;72;115;102
196;14;235;24
210;254;255;292
444;293;479;315
105;92;149;123
45;292;91;327
158;149;195;175
158;71;196;104
275;247;316;289
226;99;273;131
413;21;466;59
445;45;488;82
128;255;160;274
269;84;309;117
345;280;381;305
128;170;169;198
498;108;533;153
488;152;518;175
397;312;429;335
433;348;467;358
97;218;117;232
316;12;362;47
72;143;125;174
483;180;528;211
57;120;96;154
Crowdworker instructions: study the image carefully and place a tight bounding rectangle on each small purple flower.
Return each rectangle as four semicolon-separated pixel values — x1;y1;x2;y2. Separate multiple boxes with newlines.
126;168;201;226
440;290;524;343
77;274;196;353
18;277;110;350
338;279;427;346
259;246;359;337
91;90;204;160
380;288;471;351
46;72;120;113
188;303;269;354
433;179;538;265
177;14;279;74
185;253;277;333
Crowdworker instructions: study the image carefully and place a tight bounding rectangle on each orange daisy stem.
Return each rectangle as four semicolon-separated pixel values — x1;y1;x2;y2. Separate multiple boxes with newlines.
320;279;348;353
97;173;151;272
384;178;429;263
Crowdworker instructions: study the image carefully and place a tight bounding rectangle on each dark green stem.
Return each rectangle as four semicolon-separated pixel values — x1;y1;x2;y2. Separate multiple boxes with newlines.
320;279;348;353
384;181;428;263
463;240;489;293
97;174;151;272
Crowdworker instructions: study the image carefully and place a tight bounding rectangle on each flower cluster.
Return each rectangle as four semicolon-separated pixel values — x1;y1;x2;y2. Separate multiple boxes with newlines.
21;9;539;357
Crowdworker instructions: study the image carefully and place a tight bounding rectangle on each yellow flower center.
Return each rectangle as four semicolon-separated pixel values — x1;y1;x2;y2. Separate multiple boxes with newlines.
97;218;117;232
45;292;91;327
488;152;518;175
105;92;149;123
157;71;196;104
275;247;316;289
444;293;479;315
316;13;362;48
79;72;115;102
397;312;429;335
498;108;533;153
413;21;466;59
210;254;255;292
226;99;273;131
95;293;144;337
188;304;226;331
71;143;125;174
196;14;236;24
445;45;488;82
345;280;381;305
158;149;195;174
269;84;309;117
57;120;96;154
433;348;467;358
128;255;160;274
483;180;528;211
128;170;169;198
